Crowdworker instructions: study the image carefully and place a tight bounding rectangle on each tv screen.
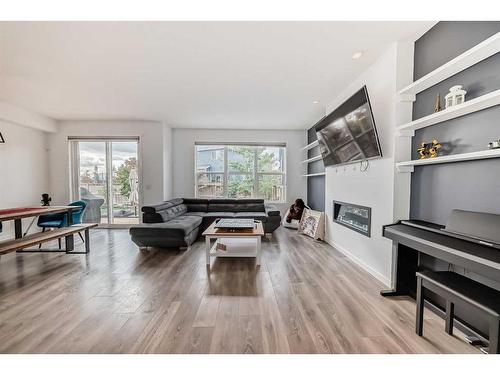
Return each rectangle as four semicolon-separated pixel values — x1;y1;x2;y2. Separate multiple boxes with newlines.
315;86;382;167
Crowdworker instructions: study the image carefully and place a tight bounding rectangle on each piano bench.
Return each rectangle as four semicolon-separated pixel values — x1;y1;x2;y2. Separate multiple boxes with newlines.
416;270;500;354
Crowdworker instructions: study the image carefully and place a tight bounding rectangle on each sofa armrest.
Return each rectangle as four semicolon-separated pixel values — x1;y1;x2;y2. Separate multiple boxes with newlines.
265;204;281;217
143;212;164;223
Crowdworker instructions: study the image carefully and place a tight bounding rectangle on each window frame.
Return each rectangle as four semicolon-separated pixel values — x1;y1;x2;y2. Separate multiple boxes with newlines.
68;136;142;226
194;143;286;203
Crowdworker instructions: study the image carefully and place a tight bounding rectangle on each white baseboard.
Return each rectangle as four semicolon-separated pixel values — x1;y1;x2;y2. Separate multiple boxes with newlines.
327;239;391;288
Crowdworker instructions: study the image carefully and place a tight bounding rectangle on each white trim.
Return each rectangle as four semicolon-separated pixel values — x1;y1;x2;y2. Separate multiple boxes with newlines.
195;141;286;147
137;136;144;224
105;142;114;224
398;32;500;98
328;240;391;287
302;172;325;177
224;146;229;197
67;136;140;141
301;140;319;151
397;89;500;136
396;148;500;172
302;155;322;163
69;140;80;201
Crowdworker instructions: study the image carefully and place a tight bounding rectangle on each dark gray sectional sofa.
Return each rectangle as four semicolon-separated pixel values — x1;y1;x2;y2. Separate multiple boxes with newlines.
129;198;281;249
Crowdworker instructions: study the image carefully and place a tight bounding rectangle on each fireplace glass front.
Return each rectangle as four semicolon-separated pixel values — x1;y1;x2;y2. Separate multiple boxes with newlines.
333;200;371;237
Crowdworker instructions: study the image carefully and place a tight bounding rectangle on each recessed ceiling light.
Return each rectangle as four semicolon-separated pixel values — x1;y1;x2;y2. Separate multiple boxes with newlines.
352;51;363;60
313;100;320;104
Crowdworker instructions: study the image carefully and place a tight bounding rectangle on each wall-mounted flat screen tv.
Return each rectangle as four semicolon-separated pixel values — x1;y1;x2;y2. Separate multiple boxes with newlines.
315;86;382;167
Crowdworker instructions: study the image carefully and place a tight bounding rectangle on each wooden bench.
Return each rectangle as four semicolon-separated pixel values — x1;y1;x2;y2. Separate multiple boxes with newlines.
0;224;97;256
416;270;500;354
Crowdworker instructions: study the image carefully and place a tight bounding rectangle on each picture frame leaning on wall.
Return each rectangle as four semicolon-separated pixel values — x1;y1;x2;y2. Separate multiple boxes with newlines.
298;208;325;241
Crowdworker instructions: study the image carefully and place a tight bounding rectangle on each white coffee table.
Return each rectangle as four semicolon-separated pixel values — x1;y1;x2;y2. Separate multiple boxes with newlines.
202;220;264;268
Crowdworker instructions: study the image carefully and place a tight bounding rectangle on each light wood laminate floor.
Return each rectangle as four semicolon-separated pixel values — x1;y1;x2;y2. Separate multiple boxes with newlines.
0;228;479;354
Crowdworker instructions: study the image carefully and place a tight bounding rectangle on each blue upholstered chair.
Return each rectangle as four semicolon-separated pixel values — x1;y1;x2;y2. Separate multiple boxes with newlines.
37;201;87;248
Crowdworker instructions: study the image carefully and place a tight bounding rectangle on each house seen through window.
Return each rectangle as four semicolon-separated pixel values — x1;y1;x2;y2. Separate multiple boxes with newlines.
195;144;286;202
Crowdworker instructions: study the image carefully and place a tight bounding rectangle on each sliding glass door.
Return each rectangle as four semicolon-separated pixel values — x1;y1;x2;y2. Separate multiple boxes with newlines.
70;138;140;226
110;141;140;224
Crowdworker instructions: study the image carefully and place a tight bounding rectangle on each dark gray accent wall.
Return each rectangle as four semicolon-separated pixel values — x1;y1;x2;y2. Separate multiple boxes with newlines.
410;22;500;225
306;126;325;211
414;22;500;81
410;21;500;338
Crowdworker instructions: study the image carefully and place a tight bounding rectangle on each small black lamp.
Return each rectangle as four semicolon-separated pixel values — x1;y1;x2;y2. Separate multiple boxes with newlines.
0;132;5;144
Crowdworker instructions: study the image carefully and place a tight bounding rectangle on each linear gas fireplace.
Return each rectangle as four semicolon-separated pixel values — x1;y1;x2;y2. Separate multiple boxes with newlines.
333;201;372;237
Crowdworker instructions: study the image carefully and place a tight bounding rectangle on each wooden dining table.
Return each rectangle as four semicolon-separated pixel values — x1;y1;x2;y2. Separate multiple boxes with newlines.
0;206;79;249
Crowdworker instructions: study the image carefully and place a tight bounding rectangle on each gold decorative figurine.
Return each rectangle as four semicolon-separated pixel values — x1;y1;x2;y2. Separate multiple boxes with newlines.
429;139;442;158
417;142;429;159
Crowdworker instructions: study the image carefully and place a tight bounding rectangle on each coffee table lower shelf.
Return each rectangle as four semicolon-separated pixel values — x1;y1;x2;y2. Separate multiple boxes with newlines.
205;237;261;267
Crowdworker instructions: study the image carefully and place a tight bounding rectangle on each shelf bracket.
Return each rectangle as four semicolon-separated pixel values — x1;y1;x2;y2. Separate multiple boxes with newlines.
399;93;416;102
396;165;414;173
398;129;415;137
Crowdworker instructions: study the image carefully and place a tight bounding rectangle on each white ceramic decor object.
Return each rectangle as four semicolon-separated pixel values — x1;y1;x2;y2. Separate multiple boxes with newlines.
445;85;467;108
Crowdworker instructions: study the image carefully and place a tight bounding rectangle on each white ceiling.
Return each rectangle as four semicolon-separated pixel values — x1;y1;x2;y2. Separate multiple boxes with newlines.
0;22;433;129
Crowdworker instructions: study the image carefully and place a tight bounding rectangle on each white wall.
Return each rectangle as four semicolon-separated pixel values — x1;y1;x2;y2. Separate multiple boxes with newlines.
172;128;307;212
0;121;50;239
48;121;169;206
0;101;58;133
45;124;305;216
323;43;413;286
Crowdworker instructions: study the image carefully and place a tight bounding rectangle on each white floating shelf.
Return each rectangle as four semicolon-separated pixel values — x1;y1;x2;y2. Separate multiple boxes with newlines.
398;32;500;99
301;140;319;151
396;149;500;173
302;155;323;163
398;89;500;136
302;172;326;177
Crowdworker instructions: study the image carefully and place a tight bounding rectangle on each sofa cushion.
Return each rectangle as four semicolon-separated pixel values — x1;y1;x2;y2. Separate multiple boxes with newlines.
130;215;202;238
235;199;265;212
142;198;186;223
266;205;281;216
234;212;268;222
142;199;180;214
207;199;238;212
158;203;187;222
183;212;206;217
207;198;265;212
203;211;237;218
166;215;201;234
183;198;209;212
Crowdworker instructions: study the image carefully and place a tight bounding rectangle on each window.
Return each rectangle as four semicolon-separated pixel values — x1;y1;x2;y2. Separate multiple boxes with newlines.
69;138;140;225
195;143;286;202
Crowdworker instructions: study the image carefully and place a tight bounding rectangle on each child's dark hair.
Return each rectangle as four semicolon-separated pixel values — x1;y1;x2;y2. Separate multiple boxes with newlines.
294;198;305;208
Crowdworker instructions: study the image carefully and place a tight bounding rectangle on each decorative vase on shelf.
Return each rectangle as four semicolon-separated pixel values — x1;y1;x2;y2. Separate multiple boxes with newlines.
444;85;467;108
